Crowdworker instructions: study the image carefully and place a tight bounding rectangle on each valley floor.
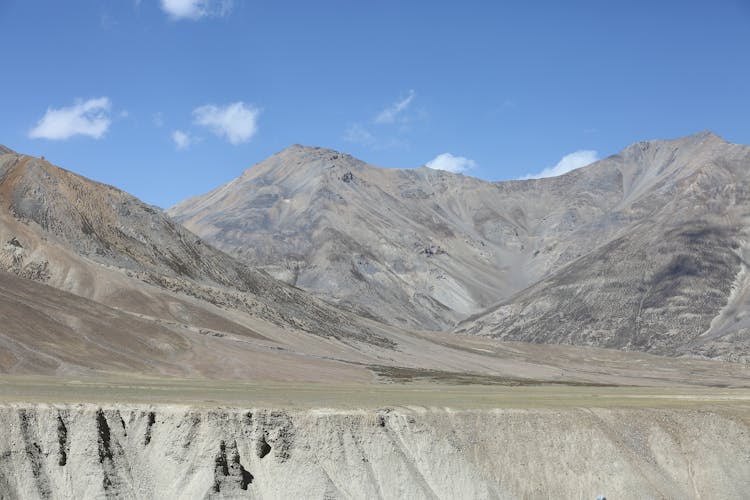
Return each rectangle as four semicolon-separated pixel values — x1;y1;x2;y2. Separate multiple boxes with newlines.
1;374;750;409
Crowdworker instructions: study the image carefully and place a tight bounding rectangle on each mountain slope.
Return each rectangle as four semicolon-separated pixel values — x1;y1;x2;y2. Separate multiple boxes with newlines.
170;132;750;361
457;133;750;361
0;148;401;353
169;145;628;329
4;146;712;385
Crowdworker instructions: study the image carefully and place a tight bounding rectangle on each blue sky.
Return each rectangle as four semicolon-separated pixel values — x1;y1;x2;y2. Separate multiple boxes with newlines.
1;1;749;207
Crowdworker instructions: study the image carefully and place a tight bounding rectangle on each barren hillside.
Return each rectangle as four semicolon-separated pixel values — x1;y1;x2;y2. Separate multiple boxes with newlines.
170;132;750;360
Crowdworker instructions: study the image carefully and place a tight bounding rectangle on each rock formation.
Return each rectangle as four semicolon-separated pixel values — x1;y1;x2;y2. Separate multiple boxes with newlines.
0;404;747;499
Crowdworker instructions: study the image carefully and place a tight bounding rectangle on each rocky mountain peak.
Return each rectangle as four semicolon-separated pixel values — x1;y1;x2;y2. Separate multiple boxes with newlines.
690;130;725;142
235;144;367;187
272;144;364;169
623;130;726;155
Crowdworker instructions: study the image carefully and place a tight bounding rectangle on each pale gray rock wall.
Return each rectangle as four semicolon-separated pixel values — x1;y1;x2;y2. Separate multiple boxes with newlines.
0;404;748;499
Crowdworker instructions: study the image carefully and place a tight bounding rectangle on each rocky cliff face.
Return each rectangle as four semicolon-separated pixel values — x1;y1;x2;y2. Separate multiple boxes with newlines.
0;403;748;499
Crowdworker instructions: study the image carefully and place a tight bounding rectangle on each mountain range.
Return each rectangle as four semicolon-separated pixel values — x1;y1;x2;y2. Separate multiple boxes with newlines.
0;131;747;387
170;131;750;362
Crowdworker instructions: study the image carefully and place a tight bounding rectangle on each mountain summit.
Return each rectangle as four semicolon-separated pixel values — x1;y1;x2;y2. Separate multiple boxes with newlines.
171;144;525;329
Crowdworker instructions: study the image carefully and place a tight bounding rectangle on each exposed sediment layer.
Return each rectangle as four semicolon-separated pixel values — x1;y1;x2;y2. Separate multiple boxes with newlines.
0;403;748;499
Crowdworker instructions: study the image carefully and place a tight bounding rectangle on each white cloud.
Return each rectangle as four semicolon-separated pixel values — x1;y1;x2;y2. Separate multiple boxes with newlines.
171;130;191;150
426;153;476;174
343;123;375;145
28;97;112;140
153;112;164;127
193;102;260;144
160;0;232;20
343;89;419;149
342;123;408;150
522;150;599;179
375;90;415;124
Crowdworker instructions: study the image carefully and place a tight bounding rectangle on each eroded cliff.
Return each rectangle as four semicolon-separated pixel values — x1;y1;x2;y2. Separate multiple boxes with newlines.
0;403;748;499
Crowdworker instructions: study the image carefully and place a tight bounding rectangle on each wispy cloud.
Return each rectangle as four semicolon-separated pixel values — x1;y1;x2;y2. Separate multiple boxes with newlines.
374;90;415;124
342;123;408;150
521;150;599;179
426;153;476;174
344;90;419;149
343;123;376;146
160;0;232;20
193;101;260;144
171;130;191;150
28;97;112;140
152;112;165;127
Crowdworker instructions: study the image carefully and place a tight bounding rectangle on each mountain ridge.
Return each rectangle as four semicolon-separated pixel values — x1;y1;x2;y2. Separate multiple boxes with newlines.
0;148;409;361
3;145;693;385
170;131;750;361
457;133;750;361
